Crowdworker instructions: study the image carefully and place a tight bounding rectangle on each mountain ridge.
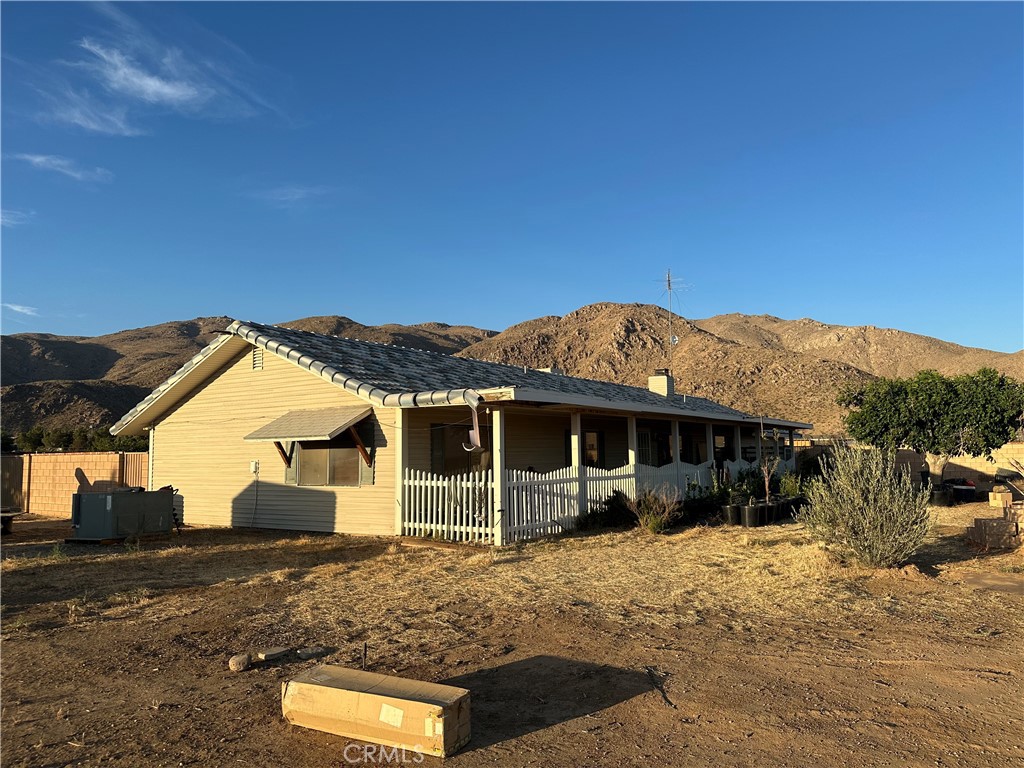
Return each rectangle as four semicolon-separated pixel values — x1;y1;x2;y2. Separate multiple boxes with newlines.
2;305;1018;436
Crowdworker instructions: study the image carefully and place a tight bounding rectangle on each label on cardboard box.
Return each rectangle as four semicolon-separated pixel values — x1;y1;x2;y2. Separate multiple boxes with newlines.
379;703;404;728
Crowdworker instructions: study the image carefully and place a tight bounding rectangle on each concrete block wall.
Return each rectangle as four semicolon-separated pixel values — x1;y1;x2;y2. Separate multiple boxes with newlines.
794;442;1024;493
19;452;149;518
940;442;1024;491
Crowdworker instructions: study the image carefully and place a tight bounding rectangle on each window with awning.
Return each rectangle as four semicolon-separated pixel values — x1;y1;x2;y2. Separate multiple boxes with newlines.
244;406;375;487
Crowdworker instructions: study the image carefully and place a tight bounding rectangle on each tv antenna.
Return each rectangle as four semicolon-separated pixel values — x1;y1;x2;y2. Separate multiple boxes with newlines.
665;269;679;364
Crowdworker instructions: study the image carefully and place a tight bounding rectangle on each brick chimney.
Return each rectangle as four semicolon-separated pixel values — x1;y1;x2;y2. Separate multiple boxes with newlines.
648;368;674;397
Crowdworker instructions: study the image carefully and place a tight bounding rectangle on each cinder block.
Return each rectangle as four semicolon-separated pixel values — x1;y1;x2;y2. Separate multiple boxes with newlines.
990;492;1014;508
982;533;1021;550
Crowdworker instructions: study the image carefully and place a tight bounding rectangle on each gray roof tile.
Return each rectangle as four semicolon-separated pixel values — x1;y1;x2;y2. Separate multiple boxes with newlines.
237;320;750;418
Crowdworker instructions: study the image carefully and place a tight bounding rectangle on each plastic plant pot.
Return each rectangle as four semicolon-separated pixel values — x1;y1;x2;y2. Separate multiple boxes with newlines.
741;504;761;528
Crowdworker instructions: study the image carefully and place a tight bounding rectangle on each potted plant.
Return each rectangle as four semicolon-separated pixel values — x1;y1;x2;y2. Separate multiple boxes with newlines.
740;496;762;528
721;490;744;525
779;471;804;519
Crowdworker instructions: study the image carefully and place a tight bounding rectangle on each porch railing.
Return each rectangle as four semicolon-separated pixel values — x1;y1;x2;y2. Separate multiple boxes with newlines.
505;467;580;542
402;468;495;544
404;460;728;545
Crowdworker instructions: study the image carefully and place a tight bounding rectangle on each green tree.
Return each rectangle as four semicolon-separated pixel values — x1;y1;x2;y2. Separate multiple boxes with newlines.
40;429;73;451
840;368;1024;481
16;427;45;453
0;431;17;453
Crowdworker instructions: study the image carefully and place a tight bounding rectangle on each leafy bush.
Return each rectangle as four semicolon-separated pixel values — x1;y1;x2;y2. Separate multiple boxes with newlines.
578;490;636;531
797;442;931;568
779;471;803;498
627;485;684;534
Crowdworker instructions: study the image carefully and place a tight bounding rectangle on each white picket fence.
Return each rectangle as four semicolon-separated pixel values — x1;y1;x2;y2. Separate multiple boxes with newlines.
504;467;581;542
402;468;495;544
403;459;731;545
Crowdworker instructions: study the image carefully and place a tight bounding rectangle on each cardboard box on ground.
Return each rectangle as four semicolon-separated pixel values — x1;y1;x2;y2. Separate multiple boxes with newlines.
282;666;471;758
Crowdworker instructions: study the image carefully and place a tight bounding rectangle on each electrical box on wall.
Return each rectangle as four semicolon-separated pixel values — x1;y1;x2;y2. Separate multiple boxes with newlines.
250;460;259;474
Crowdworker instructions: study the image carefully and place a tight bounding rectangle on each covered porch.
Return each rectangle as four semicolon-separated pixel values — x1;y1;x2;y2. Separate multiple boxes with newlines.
396;404;801;545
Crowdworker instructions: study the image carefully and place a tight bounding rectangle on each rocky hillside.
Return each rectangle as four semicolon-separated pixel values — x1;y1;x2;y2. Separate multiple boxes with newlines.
2;305;1017;437
1;316;494;434
282;317;494;356
0;380;153;434
695;314;1023;379
2;317;234;390
457;304;876;434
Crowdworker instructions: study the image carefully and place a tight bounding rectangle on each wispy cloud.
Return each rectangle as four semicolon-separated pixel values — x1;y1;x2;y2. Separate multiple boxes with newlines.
13;153;113;182
2;303;40;317
27;4;282;135
249;184;331;209
1;209;34;227
77;37;210;108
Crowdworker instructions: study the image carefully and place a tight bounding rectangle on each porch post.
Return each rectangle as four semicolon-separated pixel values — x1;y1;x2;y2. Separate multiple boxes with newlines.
570;412;583;466
394;408;408;537
627;415;638;498
627;416;637;465
788;429;795;469
570;412;585;514
493;407;507;546
705;423;715;465
733;425;743;463
671;419;681;491
755;424;763;465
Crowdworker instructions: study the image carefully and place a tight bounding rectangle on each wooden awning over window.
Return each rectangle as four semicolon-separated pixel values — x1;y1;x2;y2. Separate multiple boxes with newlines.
244;406;372;442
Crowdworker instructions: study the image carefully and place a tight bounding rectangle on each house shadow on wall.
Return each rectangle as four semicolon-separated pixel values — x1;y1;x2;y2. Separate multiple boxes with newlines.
229;479;341;533
442;655;653;752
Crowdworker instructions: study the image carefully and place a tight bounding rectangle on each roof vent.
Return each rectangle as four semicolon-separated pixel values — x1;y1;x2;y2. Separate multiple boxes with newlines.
648;369;674;397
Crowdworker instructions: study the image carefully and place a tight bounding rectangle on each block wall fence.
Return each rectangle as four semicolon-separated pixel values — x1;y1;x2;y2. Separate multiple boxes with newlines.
1;452;148;518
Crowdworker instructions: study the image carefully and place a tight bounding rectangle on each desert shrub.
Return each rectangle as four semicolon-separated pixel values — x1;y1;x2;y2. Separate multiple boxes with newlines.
627;485;684;534
797;442;930;568
779;471;803;498
578;490;636;530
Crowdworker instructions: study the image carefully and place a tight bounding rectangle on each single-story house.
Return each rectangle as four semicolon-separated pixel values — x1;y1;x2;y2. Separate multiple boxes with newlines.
111;320;811;544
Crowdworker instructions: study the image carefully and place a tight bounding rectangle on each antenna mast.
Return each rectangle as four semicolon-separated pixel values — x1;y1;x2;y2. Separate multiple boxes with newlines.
665;269;678;370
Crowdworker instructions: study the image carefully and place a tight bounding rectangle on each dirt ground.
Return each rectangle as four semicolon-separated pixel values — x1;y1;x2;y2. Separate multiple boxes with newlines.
2;503;1021;768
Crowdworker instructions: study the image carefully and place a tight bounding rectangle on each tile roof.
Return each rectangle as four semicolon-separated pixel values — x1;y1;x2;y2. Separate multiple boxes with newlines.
234;320;750;417
112;319;813;435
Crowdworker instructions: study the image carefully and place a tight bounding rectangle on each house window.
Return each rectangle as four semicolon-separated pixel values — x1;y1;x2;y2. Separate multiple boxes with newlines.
430;424;491;476
637;430;653;466
564;430;606;468
296;432;365;487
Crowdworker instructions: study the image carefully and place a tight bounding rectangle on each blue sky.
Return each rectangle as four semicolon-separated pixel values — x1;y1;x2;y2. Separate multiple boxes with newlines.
2;2;1021;353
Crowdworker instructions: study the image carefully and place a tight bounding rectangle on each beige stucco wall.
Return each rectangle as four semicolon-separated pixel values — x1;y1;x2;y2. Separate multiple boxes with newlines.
151;348;396;535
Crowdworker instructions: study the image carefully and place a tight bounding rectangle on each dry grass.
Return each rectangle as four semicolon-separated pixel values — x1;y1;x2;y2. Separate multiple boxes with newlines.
3;512;1021;664
271;513;1024;671
3;511;1021;768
